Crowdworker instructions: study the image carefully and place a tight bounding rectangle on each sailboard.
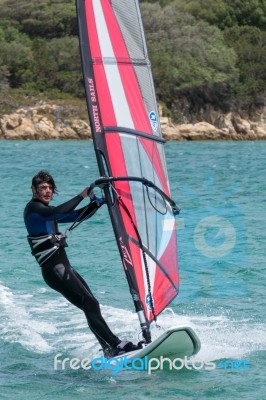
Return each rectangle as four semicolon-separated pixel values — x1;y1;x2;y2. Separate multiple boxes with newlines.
110;326;201;365
76;0;200;358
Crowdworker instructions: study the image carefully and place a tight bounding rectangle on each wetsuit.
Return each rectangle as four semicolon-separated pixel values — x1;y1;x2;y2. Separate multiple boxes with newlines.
24;195;120;352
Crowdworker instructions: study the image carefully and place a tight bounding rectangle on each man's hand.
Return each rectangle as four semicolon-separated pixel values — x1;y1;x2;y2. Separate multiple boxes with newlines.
80;187;89;199
89;190;106;206
95;196;106;206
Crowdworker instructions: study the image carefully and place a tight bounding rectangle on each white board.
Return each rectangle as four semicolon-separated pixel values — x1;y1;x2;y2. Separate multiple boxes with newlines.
115;326;201;362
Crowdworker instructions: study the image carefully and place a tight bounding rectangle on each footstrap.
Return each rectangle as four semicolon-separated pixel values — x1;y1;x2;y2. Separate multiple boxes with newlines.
116;340;132;351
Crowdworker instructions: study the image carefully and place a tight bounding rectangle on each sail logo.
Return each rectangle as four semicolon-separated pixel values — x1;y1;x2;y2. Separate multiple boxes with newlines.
145;293;153;311
88;78;101;133
119;237;133;269
88;78;96;102
92;105;101;133
149;111;158;132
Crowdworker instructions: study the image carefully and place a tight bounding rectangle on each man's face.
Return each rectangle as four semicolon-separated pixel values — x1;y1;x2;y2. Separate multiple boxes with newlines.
32;182;53;204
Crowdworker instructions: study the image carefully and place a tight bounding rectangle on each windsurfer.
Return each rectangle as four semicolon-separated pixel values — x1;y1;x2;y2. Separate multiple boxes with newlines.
24;170;142;357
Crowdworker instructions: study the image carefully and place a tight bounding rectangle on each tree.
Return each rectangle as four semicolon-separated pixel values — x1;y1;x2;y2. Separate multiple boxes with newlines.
224;25;266;104
141;2;238;120
0;0;77;38
30;36;83;96
0;65;10;92
172;0;266;30
224;0;266;30
172;0;232;30
0;26;33;88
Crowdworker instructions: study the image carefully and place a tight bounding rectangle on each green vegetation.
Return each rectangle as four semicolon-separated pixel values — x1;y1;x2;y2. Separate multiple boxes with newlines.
0;0;265;121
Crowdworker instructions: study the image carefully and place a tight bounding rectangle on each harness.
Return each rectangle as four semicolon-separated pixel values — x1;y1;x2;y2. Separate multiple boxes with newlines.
27;233;67;266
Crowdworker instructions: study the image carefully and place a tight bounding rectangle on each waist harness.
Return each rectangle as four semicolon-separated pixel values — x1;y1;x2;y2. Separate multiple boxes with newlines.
27;234;67;266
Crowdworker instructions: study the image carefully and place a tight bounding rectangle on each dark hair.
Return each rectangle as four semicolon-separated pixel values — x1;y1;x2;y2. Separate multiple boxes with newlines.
31;170;57;193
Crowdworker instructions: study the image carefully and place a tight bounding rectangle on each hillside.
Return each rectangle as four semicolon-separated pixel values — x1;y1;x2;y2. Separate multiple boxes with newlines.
0;0;265;124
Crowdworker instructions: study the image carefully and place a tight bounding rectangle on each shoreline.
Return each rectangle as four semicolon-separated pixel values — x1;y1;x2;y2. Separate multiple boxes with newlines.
1;102;265;141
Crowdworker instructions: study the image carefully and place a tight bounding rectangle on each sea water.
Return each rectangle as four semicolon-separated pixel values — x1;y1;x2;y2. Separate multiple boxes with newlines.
0;140;265;399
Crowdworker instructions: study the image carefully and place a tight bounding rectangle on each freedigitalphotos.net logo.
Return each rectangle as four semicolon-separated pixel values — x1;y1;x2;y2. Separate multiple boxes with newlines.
176;173;248;301
53;353;249;375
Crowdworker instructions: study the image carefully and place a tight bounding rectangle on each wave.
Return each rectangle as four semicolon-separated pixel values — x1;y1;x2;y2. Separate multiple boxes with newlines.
1;282;265;362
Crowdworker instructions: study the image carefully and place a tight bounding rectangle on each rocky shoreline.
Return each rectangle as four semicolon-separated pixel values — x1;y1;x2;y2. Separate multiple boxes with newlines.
1;102;265;140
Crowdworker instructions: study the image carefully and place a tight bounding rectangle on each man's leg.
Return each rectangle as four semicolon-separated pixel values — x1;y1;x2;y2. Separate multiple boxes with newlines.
42;251;120;350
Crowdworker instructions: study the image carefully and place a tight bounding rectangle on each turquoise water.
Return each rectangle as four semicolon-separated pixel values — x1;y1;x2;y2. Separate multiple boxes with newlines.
0;140;265;399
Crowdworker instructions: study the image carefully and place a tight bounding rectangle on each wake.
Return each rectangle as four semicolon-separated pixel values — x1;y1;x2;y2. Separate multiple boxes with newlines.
1;282;265;362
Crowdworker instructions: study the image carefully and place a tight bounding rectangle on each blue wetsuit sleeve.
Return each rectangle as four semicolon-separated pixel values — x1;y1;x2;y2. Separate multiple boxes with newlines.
57;201;100;223
32;194;84;221
24;196;104;237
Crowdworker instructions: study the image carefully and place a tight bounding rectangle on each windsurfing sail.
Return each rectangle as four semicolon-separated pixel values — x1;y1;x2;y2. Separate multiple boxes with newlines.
76;0;179;343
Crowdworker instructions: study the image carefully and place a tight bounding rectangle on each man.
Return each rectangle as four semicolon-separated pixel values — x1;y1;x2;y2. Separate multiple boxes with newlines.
24;170;141;357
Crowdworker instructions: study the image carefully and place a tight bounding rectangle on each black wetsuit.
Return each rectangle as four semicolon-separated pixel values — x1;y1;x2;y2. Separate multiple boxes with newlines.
24;195;120;351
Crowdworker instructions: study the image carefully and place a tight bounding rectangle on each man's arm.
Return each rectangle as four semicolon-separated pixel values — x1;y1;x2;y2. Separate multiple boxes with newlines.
57;200;101;223
32;188;89;220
